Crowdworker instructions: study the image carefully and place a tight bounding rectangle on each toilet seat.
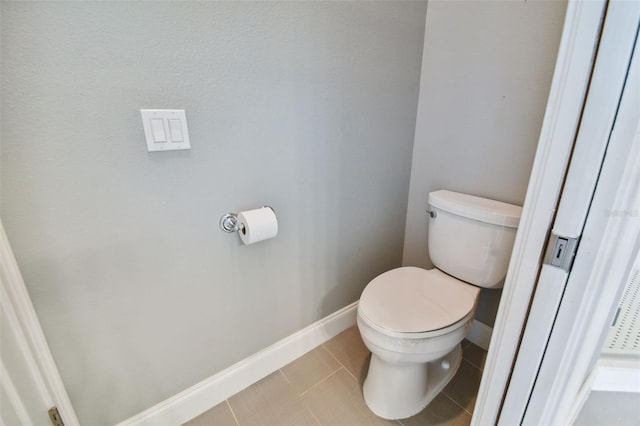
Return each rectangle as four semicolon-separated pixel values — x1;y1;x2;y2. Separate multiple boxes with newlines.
359;267;479;336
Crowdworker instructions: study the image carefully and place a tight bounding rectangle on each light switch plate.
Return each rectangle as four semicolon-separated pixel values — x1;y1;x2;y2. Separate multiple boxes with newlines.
141;109;191;152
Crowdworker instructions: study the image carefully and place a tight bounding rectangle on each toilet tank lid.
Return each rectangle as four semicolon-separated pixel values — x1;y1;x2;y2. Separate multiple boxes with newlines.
428;190;522;228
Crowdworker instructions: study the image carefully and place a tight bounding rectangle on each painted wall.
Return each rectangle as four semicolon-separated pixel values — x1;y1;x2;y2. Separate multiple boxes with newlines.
403;0;567;325
0;2;426;424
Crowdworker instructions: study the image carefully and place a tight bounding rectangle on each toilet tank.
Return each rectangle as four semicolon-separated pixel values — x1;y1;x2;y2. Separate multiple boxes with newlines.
427;190;522;289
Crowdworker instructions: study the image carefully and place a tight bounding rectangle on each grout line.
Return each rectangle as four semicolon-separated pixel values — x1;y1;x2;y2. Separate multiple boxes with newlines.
225;399;241;426
279;368;293;385
321;334;365;384
321;343;346;370
321;342;363;384
296;382;323;426
320;343;344;367
465;359;486;371
299;367;344;397
278;366;323;426
322;333;370;385
318;345;344;375
279;354;342;396
341;359;363;384
461;357;481;370
462;343;488;371
442;389;473;416
302;398;323;426
442;358;482;416
461;353;480;370
462;356;485;373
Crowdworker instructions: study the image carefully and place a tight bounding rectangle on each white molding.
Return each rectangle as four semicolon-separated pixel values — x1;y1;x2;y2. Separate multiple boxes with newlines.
505;2;640;423
568;362;640;425
523;11;640;423
0;359;35;426
466;320;492;351
566;368;595;425
592;362;640;393
0;220;80;426
471;1;607;425
500;265;569;421
117;302;358;426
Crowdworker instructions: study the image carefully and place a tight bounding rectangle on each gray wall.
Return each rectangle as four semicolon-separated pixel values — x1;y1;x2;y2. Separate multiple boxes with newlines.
402;0;567;325
0;2;426;424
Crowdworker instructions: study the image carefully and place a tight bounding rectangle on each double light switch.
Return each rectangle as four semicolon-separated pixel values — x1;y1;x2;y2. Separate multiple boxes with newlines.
141;109;191;152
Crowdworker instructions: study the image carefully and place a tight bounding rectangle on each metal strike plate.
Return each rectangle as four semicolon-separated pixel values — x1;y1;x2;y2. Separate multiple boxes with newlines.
544;233;579;272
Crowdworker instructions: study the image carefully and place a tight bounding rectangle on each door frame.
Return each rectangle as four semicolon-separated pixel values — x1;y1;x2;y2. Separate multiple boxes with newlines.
473;0;640;424
0;221;79;426
521;13;640;424
472;0;606;423
501;0;640;422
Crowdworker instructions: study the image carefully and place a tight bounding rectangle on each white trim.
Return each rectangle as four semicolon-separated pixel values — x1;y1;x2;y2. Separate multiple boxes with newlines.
466;320;492;351
592;361;640;393
552;1;640;239
500;266;569;422
568;362;640;425
1;282;53;409
0;220;80;426
0;359;35;426
523;15;640;424
525;127;640;423
567;368;595;425
117;302;358;426
471;1;606;424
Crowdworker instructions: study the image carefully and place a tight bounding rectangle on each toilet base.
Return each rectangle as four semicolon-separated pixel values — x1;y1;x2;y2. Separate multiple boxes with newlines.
362;344;463;420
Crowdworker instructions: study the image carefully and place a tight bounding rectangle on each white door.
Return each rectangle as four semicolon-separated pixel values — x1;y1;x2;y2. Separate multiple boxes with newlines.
473;0;640;424
0;221;79;426
499;1;640;424
520;19;640;426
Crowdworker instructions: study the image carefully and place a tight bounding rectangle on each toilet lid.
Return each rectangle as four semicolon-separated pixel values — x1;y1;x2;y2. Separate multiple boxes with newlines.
359;267;479;333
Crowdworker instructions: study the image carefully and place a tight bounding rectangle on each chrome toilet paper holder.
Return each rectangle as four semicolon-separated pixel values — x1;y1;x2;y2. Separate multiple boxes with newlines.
219;206;275;234
219;213;241;233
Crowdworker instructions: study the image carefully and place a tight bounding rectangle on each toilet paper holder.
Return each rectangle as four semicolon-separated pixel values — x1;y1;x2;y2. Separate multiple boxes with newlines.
219;206;275;234
219;213;242;233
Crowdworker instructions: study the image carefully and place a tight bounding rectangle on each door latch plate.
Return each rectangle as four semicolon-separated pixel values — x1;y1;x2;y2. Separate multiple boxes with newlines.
544;233;579;272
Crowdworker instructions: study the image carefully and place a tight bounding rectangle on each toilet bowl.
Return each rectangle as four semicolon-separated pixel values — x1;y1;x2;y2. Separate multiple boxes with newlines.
357;267;479;419
357;190;522;420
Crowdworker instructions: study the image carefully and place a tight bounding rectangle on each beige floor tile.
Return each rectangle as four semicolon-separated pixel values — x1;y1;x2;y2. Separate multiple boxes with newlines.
399;393;471;426
281;346;341;394
228;371;318;426
184;331;486;426
462;343;487;371
323;326;371;384
302;368;398;426
182;401;237;426
443;360;483;414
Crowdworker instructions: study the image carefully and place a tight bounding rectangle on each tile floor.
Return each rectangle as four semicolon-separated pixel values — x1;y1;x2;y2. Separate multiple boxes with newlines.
184;326;487;426
574;391;640;426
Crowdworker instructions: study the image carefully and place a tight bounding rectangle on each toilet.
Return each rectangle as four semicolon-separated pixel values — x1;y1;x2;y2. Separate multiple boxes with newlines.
357;189;522;420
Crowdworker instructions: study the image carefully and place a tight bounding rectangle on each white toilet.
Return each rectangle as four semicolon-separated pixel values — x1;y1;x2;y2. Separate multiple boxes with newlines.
357;189;522;420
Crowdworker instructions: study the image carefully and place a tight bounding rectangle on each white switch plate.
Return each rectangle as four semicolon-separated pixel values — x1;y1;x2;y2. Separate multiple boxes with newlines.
141;109;191;152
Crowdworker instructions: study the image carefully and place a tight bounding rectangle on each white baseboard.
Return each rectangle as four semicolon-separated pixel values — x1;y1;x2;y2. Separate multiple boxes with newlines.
568;358;640;424
117;302;358;426
467;320;492;350
567;366;595;425
591;357;640;393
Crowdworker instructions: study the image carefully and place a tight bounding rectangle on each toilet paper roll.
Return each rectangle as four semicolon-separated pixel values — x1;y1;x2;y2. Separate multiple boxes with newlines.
237;207;278;245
